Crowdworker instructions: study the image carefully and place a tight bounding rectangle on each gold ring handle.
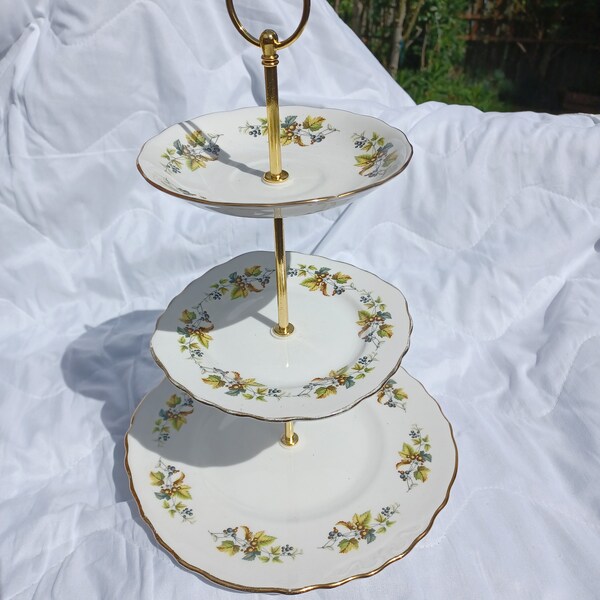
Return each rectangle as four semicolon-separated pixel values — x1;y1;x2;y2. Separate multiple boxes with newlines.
225;0;310;50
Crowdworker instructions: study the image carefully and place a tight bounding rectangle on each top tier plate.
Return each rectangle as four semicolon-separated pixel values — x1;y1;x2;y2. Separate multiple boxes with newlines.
137;106;413;218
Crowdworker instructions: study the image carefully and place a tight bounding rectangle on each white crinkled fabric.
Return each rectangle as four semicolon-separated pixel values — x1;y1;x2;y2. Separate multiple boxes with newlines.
1;1;599;599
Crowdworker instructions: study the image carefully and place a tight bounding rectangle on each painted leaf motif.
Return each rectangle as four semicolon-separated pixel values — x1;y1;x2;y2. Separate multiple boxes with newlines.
186;131;206;146
180;309;196;324
401;443;415;457
303;115;325;131
414;466;430;482
332;271;352;284
356;310;371;325
203;375;225;389
295;136;308;147
186;157;206;171
330;366;349;378
217;540;240;556
315;386;337;399
194;330;212;348
300;277;324;293
394;388;408;401
170;413;188;431
355;154;376;166
253;531;277;548
352;511;372;528
174;485;192;500
149;471;164;486
356;310;374;336
166;394;181;407
244;265;262;277
377;324;394;338
338;538;360;554
366;530;377;544
230;285;248;300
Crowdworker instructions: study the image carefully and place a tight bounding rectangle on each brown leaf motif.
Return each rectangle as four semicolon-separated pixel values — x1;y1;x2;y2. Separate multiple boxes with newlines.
210;526;302;563
377;379;408;409
352;132;398;178
397;425;432;491
320;505;400;552
240;114;338;147
150;460;195;522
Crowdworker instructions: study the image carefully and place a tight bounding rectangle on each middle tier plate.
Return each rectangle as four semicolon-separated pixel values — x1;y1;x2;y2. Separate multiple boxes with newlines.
152;251;412;421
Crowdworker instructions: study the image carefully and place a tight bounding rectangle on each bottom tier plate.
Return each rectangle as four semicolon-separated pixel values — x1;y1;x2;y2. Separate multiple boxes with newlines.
125;368;457;594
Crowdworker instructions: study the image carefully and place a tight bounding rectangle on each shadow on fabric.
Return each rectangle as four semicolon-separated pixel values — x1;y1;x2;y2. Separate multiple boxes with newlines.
59;309;267;591
60;310;163;504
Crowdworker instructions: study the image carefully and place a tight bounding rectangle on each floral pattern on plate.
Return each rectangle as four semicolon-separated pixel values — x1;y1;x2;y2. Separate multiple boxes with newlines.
162;130;222;174
240;114;338;147
177;263;395;402
149;459;195;523
377;378;408;410
352;132;399;178
126;368;457;592
152;393;194;446
397;425;432;491
210;526;302;563
320;504;400;553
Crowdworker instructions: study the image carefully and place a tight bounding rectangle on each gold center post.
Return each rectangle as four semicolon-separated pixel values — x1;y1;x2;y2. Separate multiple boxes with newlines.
272;216;294;336
281;421;299;447
260;30;289;184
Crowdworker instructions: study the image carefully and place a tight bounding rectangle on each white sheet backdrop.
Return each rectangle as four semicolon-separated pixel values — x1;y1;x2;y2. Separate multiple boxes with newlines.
1;1;600;598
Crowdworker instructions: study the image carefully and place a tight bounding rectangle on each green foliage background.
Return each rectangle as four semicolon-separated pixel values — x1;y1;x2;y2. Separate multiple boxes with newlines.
328;0;514;110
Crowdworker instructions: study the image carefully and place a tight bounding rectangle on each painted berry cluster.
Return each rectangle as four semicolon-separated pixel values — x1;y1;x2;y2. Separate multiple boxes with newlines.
210;526;302;563
149;460;195;523
240;114;338;146
152;393;194;446
162;129;221;173
397;425;432;491
320;505;400;553
176;263;395;403
352;132;398;178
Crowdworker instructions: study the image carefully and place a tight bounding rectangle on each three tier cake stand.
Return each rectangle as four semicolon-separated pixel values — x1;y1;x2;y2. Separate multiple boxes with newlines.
126;1;458;593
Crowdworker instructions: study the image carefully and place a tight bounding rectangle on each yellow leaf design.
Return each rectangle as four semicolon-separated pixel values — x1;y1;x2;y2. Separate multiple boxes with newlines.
302;115;325;131
149;471;164;486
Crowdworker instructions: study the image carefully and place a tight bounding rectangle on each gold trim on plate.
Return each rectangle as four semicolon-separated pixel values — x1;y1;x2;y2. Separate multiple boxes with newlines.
124;371;458;594
135;106;414;217
149;251;413;423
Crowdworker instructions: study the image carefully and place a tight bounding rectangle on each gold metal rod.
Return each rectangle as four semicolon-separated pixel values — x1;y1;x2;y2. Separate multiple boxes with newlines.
260;30;288;184
281;421;299;447
273;216;294;336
